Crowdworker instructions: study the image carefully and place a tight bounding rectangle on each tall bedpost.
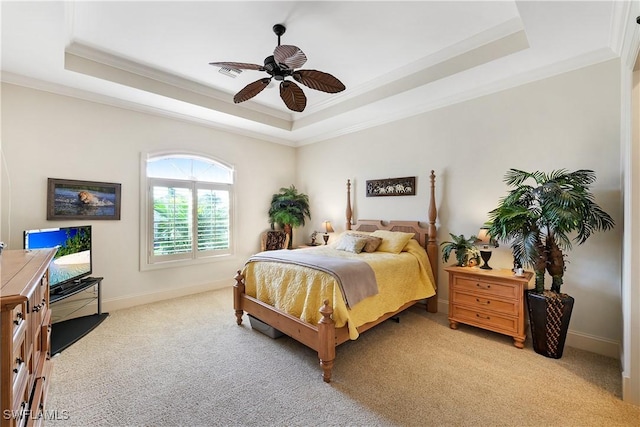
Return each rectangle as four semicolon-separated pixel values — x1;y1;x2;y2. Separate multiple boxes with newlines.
234;271;245;325
318;300;336;383
345;179;352;230
426;170;438;313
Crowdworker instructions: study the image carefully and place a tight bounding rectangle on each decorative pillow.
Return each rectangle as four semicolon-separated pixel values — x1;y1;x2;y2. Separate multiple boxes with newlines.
370;230;415;254
346;232;382;253
335;234;368;254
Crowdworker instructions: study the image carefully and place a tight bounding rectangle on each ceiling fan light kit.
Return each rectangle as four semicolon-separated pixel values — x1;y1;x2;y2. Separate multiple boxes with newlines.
210;24;345;112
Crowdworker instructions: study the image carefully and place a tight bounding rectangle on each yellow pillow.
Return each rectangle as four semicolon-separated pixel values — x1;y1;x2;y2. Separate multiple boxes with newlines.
370;230;415;254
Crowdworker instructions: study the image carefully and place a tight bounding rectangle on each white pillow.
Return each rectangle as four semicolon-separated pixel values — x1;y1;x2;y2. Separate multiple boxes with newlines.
335;234;368;253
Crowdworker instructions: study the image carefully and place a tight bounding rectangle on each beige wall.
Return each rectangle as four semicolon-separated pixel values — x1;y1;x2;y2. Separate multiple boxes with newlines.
0;83;296;309
297;59;623;356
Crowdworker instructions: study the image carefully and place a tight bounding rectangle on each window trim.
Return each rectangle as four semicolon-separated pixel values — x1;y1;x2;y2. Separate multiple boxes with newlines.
139;150;236;272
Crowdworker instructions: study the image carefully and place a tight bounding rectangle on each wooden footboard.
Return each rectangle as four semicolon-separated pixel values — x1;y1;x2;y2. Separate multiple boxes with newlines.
234;271;341;382
235;170;439;382
234;271;425;382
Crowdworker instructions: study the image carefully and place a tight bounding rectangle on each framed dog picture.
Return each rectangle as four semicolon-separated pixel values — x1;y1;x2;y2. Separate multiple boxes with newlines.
47;178;121;220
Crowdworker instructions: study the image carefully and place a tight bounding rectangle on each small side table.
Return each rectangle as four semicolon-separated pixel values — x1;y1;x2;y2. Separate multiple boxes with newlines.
445;266;532;348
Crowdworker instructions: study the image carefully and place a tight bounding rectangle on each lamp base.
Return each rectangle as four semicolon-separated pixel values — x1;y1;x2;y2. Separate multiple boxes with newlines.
323;234;329;245
480;250;493;270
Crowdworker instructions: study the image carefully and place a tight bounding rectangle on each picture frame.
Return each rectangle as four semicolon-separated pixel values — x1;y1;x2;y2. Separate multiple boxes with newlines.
366;176;416;197
47;178;121;220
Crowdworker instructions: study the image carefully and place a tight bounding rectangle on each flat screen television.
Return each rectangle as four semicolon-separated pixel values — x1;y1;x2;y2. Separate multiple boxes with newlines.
23;225;92;292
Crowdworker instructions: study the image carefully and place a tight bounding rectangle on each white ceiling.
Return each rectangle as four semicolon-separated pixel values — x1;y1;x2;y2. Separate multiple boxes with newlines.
0;1;629;146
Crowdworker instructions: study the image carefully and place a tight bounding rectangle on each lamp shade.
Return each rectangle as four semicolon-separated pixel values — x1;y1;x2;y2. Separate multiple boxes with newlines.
477;228;498;248
477;228;491;245
323;221;334;233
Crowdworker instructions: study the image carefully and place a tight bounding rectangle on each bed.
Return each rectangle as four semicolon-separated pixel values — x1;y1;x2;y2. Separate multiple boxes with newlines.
233;171;438;382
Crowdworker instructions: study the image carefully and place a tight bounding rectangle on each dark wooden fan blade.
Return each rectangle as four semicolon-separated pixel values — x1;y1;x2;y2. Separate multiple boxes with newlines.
209;61;264;71
279;81;307;112
292;70;345;93
233;78;271;103
274;45;307;69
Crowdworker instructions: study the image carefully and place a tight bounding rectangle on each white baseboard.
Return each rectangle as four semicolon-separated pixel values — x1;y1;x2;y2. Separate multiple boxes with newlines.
622;373;640;406
439;298;620;359
565;330;621;359
51;279;229;323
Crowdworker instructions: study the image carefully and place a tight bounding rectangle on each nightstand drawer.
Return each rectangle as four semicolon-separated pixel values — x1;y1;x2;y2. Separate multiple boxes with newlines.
451;305;518;334
453;276;519;300
451;290;518;316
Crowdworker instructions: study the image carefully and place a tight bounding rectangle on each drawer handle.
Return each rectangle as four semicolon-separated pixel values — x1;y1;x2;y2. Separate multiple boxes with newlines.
13;312;23;325
476;314;491;320
32;304;42;312
476;283;491;289
13;357;23;373
476;298;490;305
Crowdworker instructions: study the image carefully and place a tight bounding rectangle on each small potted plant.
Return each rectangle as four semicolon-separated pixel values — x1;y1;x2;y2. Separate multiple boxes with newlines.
440;233;481;267
487;169;614;358
268;185;311;249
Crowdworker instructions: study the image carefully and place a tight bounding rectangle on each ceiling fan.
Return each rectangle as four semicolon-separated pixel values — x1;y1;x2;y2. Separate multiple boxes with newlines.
209;24;345;112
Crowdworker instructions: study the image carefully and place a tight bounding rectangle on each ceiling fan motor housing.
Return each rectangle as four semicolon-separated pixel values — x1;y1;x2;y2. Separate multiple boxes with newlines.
263;55;292;81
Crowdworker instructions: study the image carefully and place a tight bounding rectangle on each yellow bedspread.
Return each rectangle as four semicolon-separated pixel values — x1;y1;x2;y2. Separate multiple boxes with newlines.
243;239;436;340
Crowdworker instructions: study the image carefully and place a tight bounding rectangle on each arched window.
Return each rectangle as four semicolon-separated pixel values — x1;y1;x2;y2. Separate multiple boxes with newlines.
141;153;234;268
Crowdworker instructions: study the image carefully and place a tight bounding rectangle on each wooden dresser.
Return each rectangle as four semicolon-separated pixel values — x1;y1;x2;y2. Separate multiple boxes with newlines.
1;249;56;427
445;266;533;349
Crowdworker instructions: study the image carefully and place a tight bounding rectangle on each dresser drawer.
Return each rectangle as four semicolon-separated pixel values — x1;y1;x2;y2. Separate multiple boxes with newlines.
451;290;519;316
29;296;47;332
11;326;27;387
450;304;518;335
29;360;53;427
12;361;29;418
11;303;27;338
453;276;519;300
40;310;52;361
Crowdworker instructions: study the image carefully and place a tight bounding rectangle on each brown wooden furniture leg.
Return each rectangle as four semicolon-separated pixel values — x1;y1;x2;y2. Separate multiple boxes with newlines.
513;336;525;349
318;300;336;383
234;271;245;325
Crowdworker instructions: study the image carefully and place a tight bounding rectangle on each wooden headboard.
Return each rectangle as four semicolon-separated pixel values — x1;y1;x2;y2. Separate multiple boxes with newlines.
344;171;438;313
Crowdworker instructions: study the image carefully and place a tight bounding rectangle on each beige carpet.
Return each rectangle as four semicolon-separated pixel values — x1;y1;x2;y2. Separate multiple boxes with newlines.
45;287;639;426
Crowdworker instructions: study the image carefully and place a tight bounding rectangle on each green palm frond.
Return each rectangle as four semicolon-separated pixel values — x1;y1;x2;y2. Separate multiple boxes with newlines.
486;168;614;293
268;185;311;229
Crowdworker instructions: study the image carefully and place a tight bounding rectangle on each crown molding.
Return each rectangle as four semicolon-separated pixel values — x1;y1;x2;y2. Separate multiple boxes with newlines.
65;42;293;129
0;71;295;147
297;47;618;147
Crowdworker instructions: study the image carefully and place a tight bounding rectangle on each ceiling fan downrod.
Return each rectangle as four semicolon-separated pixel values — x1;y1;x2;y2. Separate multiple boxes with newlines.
273;24;286;46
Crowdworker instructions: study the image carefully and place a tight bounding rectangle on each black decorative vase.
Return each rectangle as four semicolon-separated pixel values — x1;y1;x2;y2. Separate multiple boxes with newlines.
526;290;574;359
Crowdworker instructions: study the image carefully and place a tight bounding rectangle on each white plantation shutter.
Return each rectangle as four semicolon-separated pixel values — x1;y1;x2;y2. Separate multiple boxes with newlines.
145;155;233;265
196;187;230;253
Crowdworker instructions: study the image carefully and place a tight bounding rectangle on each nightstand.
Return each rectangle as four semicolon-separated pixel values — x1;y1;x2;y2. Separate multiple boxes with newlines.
445;266;533;348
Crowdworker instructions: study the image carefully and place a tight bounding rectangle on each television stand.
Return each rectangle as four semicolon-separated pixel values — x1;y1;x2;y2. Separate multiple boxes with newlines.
50;277;109;354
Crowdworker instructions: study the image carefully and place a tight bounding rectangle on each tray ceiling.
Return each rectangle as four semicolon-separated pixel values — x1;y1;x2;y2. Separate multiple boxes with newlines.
0;1;626;146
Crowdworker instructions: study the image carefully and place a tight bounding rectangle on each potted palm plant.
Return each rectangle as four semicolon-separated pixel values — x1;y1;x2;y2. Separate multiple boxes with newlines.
487;169;614;358
268;185;311;249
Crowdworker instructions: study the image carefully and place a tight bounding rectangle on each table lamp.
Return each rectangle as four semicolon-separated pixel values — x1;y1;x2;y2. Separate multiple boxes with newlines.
476;227;498;270
322;221;334;245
